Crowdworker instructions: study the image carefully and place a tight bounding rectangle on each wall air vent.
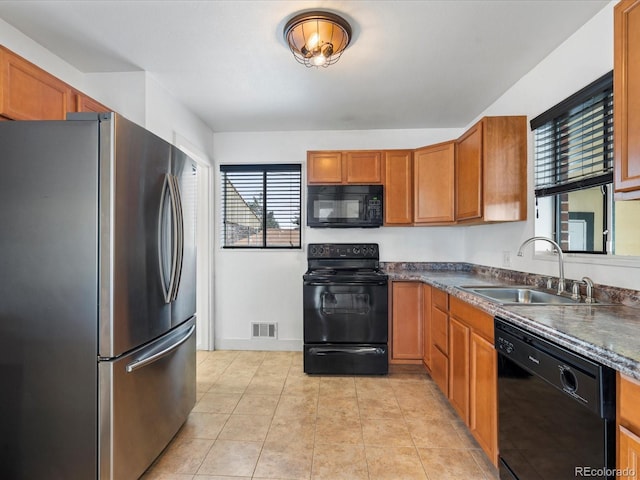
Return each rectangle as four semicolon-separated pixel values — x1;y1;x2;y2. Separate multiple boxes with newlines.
251;322;277;339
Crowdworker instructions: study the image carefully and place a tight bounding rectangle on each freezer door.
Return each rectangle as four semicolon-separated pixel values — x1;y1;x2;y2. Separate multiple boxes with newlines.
99;317;196;480
170;146;197;326
0;120;99;479
99;113;173;357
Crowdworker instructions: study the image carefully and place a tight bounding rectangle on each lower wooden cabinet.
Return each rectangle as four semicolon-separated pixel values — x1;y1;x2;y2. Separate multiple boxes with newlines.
449;296;498;466
430;287;449;396
449;317;470;422
619;426;640;479
390;281;423;363
422;283;432;370
469;331;498;465
618;373;640;479
430;346;449;395
399;283;498;467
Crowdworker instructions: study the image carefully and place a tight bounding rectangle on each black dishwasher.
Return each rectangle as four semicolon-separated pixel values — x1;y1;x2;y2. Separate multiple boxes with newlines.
495;317;616;480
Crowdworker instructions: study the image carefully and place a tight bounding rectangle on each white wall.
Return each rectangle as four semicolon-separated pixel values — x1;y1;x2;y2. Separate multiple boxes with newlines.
0;18;214;159
212;129;464;350
465;0;640;290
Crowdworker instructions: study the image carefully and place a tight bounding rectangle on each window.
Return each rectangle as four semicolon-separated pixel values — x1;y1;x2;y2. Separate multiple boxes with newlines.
531;72;613;254
220;164;301;248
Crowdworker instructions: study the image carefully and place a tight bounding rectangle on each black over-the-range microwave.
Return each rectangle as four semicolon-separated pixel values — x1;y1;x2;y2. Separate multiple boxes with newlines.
306;184;383;228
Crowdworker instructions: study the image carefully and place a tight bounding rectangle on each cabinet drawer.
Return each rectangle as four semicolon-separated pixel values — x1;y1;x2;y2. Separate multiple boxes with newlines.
450;296;494;342
431;346;449;396
620;374;640;429
432;306;448;354
432;288;448;310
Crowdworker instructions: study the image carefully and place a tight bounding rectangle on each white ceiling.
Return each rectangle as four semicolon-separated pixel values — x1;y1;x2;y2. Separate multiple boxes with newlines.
0;0;609;133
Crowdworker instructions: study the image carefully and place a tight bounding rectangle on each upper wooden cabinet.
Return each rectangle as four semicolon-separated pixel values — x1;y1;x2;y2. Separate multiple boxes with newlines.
384;149;413;225
614;0;640;199
455;116;528;223
414;141;456;224
0;46;72;120
73;90;109;113
0;45;111;121
307;150;383;184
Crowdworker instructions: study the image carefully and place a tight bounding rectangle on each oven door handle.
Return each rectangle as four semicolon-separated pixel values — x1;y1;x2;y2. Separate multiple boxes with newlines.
304;281;388;286
309;346;386;355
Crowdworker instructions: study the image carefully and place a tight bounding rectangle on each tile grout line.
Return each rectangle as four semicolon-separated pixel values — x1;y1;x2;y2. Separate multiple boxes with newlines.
355;378;373;480
391;372;432;480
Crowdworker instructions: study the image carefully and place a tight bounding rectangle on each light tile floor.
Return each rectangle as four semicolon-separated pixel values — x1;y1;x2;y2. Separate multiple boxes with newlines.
141;350;499;480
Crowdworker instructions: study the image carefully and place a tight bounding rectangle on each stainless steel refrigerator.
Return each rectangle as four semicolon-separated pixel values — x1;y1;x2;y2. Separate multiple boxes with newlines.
0;112;197;479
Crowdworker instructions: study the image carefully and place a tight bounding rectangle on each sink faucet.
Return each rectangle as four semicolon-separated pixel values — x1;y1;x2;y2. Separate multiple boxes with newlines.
517;237;565;295
581;276;595;303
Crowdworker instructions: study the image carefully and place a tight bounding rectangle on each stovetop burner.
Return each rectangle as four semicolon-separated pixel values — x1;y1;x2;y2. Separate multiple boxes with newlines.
304;243;387;283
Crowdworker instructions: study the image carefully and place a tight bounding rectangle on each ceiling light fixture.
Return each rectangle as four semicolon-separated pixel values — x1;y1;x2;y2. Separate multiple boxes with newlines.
283;10;352;68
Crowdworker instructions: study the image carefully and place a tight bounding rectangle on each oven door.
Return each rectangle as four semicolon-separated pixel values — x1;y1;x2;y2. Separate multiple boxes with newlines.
303;280;388;343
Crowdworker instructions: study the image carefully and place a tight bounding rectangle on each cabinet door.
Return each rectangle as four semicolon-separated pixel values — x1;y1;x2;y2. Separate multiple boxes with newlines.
345;151;383;184
431;305;448;355
614;0;640;199
470;331;498;466
482;116;528;221
391;281;423;361
384;150;413;225
619;425;640;480
448;317;470;423
431;346;449;397
0;46;71;120
431;288;449;355
456;121;483;221
414;141;455;224
75;92;109;113
422;283;432;370
307;151;343;184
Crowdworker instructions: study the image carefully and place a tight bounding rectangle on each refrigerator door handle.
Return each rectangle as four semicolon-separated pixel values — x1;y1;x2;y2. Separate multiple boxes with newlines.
158;174;179;304
169;175;184;302
125;324;195;373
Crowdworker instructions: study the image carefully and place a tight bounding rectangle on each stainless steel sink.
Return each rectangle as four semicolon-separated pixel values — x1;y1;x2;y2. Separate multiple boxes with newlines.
461;286;590;305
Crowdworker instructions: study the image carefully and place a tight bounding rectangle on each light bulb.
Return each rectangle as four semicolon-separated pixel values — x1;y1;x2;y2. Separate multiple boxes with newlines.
305;32;320;50
310;54;327;66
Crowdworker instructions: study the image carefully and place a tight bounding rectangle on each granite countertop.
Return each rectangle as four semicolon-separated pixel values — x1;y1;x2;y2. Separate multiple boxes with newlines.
382;262;640;381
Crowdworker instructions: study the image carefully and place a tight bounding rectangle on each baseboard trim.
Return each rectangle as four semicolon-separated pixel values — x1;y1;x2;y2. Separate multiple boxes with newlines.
215;338;303;351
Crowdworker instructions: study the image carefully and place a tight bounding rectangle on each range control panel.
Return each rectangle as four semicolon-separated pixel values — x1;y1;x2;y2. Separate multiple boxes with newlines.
307;243;379;260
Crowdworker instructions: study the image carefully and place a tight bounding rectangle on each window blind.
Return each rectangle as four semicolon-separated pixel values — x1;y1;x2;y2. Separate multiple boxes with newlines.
220;164;301;248
531;71;613;197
